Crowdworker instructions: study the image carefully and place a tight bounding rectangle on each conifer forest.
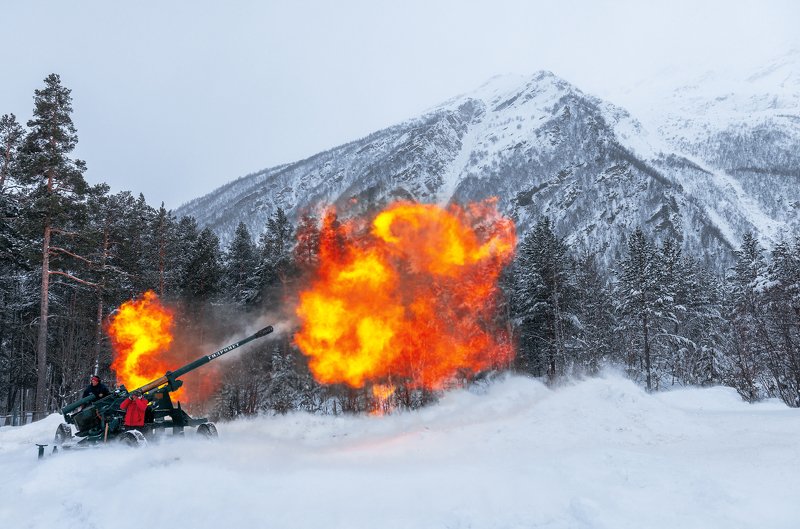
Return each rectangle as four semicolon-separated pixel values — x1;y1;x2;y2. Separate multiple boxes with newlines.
1;74;799;423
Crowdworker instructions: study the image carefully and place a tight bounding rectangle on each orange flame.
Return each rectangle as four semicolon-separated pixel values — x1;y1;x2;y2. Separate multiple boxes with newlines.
294;200;516;391
108;291;178;396
370;383;396;415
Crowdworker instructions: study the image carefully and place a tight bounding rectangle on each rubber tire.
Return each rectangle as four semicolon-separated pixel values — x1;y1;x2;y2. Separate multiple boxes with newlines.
196;423;218;439
54;423;73;445
119;430;148;448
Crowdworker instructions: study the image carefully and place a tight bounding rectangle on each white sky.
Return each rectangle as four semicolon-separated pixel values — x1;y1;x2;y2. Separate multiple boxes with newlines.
2;0;797;209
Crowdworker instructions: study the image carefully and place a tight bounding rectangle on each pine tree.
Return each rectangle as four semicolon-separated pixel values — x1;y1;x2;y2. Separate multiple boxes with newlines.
181;227;223;303
152;203;176;297
655;238;694;385
90;191;140;297
0;113;34;416
223;221;257;304
572;248;617;374
81;188;149;380
510;218;575;380
0;113;25;192
19;74;92;417
0;112;28;278
264;207;294;279
616;228;665;391
294;212;321;272
251;208;296;305
726;232;768;401
761;237;800;406
120;193;158;294
170;215;200;298
682;262;727;385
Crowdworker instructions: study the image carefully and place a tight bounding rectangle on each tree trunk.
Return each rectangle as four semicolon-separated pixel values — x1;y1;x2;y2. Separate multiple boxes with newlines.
643;312;652;392
158;213;166;296
548;313;556;382
94;297;103;375
35;220;51;420
94;222;110;375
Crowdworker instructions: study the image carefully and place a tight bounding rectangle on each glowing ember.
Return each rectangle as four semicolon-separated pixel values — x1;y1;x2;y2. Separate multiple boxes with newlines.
370;383;396;415
294;200;516;391
108;291;176;394
371;384;396;401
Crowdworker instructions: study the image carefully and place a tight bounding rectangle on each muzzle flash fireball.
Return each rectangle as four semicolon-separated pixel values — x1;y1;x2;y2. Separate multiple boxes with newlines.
56;326;274;448
294;200;516;392
108;291;177;398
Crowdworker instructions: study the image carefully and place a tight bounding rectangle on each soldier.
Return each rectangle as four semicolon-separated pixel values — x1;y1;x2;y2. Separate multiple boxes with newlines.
82;375;110;400
120;390;148;430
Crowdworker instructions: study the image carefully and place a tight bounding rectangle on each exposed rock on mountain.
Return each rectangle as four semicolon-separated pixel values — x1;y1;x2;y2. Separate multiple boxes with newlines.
177;59;798;271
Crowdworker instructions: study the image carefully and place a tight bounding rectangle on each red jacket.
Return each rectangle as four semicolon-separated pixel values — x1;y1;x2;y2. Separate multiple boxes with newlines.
120;396;148;427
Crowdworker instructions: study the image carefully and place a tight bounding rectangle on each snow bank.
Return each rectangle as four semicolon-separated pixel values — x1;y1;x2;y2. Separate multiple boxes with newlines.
1;374;798;529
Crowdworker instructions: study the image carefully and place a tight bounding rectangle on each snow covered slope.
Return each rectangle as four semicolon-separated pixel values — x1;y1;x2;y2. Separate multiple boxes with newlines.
619;49;800;242
2;374;799;529
177;62;798;270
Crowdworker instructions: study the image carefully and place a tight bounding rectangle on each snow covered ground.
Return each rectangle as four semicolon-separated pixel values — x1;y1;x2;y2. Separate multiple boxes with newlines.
1;373;799;529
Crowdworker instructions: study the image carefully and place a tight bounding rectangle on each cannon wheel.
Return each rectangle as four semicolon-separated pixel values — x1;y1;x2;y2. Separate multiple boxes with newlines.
196;422;218;439
54;423;73;445
119;430;148;448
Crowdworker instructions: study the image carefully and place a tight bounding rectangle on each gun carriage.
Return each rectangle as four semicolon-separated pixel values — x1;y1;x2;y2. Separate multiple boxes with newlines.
54;326;274;447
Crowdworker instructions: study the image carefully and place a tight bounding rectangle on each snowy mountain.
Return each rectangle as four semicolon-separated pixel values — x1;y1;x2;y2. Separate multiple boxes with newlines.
618;49;800;244
2;374;799;529
177;60;799;269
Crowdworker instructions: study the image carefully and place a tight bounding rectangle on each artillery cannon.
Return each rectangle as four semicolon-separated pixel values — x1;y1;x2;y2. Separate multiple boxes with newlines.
55;326;274;447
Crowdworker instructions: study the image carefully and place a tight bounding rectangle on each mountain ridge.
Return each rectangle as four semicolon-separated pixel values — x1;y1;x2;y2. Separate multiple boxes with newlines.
177;62;798;271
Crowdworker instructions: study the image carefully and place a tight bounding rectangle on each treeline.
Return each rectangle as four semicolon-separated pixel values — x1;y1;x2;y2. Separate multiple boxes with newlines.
2;75;798;422
0;74;318;419
505;219;800;407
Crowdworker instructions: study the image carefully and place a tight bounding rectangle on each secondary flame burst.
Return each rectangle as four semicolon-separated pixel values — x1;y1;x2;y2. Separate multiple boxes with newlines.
294;200;516;396
108;291;179;397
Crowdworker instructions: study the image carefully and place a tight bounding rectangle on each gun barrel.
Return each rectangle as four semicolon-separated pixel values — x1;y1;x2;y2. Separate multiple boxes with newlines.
61;326;274;417
62;393;96;415
134;325;274;392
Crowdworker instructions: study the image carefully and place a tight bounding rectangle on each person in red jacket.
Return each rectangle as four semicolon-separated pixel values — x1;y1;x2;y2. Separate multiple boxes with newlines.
120;390;148;429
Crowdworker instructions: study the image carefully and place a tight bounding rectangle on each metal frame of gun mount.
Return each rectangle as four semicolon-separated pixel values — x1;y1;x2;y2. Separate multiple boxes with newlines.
53;326;274;449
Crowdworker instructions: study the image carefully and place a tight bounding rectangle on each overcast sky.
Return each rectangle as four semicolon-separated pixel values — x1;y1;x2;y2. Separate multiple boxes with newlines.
2;1;797;209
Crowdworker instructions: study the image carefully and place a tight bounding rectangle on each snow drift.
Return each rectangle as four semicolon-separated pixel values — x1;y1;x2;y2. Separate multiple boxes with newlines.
1;374;798;529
